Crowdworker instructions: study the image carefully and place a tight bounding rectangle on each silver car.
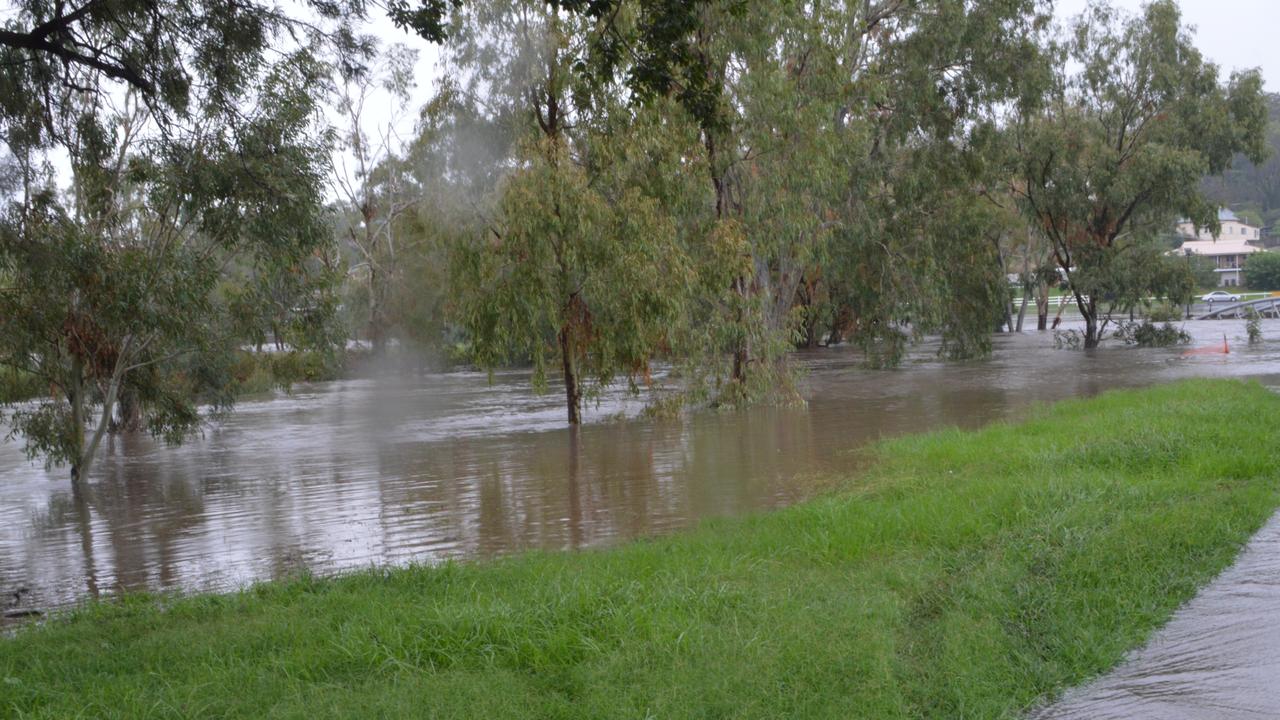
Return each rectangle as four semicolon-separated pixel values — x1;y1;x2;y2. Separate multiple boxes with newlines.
1201;290;1240;303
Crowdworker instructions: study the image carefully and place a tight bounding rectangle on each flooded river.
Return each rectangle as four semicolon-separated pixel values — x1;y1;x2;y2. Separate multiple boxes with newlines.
3;320;1280;617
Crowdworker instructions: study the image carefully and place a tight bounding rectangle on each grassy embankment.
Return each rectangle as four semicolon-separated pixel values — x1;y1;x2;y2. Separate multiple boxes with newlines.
4;379;1280;718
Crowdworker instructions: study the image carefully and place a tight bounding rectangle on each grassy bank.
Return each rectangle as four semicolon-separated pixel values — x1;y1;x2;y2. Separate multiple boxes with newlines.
5;380;1280;719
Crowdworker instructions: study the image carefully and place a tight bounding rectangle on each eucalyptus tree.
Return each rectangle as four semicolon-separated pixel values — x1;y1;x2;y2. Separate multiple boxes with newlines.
331;41;421;355
0;0;369;144
702;0;1051;369
399;0;1056;418
1244;252;1280;292
397;0;1051;362
435;0;706;424
0;30;337;485
1203;93;1280;226
455;120;702;424
1009;0;1267;348
613;0;1051;386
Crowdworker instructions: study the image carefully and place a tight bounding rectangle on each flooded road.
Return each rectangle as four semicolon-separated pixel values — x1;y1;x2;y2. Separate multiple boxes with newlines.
1032;511;1280;720
3;320;1280;617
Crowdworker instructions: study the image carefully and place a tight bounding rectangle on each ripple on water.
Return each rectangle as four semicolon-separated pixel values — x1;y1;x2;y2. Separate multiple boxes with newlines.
3;320;1280;618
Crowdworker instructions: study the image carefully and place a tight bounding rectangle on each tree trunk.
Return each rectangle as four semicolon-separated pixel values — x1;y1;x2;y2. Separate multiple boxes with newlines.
828;303;851;346
1080;295;1100;349
730;274;749;384
559;326;581;425
368;266;386;356
1016;286;1029;333
75;375;120;485
110;388;141;433
704;119;752;386
993;237;1013;333
801;306;820;349
1036;280;1049;331
65;353;123;486
731;341;746;383
68;359;86;487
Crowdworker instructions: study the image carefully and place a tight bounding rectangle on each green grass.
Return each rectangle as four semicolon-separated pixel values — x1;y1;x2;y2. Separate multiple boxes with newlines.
5;379;1280;719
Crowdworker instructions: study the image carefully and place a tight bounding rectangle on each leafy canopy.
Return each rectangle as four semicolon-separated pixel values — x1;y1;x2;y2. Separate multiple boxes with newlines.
1009;0;1267;346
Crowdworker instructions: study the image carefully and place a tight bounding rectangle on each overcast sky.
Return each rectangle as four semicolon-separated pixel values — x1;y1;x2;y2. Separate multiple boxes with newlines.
1054;0;1279;91
356;0;1278;156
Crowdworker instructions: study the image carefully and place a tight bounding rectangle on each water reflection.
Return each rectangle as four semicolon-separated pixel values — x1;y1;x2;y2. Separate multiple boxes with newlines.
3;320;1280;615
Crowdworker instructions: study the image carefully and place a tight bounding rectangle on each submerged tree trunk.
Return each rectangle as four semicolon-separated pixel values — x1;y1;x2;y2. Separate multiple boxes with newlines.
1016;286;1030;332
1036;279;1049;331
110;388;141;433
559;326;581;425
1079;294;1101;349
994;236;1014;333
828;303;852;346
730;268;750;385
68;359;86;487
794;278;821;349
368;266;387;356
1015;256;1030;333
66;356;123;486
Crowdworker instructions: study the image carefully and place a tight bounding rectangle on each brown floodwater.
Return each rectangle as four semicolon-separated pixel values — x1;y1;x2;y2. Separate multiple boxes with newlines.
2;319;1279;622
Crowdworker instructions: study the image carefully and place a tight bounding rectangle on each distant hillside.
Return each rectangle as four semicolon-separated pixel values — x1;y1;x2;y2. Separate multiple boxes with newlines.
1202;92;1280;242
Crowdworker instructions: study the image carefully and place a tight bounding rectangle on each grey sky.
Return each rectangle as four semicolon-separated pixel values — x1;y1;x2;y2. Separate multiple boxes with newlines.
358;0;1278;153
1053;0;1278;91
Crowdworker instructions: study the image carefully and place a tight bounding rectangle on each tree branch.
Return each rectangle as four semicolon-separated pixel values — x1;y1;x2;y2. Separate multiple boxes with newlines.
0;25;156;92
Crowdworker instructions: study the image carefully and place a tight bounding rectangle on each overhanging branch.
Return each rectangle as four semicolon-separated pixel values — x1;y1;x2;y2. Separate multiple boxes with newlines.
0;12;154;95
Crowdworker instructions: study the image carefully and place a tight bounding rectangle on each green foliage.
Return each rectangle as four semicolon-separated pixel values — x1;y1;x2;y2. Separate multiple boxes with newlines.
0;366;44;403
403;0;1056;419
1073;239;1198;316
454;136;697;420
1111;320;1190;347
1186;254;1220;289
1243;251;1280;290
1246;307;1263;344
4;381;1280;718
0;49;338;481
1203;93;1280;227
0;0;366;146
1146;302;1184;323
1010;0;1268;348
231;350;344;393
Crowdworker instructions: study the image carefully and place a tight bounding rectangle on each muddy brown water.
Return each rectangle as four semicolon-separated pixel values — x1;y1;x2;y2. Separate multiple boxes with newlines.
2;320;1279;625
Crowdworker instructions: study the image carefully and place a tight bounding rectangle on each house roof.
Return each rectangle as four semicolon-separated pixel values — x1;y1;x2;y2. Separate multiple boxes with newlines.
1176;208;1249;226
1176;239;1262;257
1174;208;1258;237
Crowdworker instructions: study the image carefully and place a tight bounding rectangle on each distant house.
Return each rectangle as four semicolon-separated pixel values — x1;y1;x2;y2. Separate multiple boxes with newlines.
1175;208;1262;242
1174;209;1264;287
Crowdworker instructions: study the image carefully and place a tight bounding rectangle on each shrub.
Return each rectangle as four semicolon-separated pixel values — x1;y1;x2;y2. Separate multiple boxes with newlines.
1246;308;1263;345
1243;252;1280;290
1112;320;1191;347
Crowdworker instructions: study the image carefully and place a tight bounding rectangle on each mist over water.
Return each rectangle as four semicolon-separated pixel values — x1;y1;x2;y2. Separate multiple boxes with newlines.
3;320;1280;619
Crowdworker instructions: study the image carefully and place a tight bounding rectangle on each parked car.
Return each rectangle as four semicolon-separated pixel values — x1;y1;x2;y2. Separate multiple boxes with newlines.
1201;290;1240;303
